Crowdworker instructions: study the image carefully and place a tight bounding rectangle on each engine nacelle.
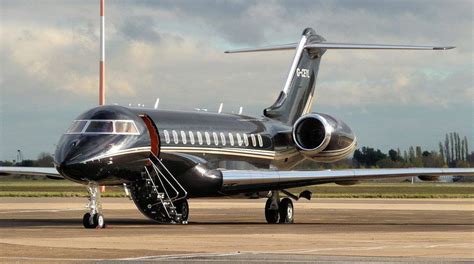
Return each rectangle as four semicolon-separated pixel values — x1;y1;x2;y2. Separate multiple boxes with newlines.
292;113;356;162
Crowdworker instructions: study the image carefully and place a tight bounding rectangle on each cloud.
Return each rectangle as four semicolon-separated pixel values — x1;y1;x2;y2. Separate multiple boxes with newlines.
120;16;161;42
0;0;472;160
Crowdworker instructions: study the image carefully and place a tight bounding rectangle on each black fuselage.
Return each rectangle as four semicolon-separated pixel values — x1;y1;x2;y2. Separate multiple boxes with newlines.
54;105;302;196
55;104;355;197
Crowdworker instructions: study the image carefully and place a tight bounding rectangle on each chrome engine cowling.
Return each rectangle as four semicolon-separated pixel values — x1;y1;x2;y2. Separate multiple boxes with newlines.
292;113;356;162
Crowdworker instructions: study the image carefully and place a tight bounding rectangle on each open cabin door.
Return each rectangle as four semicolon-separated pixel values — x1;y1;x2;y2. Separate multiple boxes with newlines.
140;115;159;156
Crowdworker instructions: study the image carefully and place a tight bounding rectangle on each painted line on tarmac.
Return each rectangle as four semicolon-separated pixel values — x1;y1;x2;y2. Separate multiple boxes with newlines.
240;242;473;255
128;259;324;263
0;256;107;261
0;256;330;263
0;208;82;214
119;252;241;261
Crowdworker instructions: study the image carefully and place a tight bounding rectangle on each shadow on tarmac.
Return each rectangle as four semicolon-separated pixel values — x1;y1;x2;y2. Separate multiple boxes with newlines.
0;218;472;228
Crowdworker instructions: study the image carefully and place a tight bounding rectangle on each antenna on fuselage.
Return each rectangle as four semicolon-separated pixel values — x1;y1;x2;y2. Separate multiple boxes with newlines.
238;106;243;115
218;103;223;113
154;98;160;109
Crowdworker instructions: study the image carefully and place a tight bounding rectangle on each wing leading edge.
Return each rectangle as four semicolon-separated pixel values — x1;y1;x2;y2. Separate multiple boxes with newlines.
0;166;63;179
220;168;474;191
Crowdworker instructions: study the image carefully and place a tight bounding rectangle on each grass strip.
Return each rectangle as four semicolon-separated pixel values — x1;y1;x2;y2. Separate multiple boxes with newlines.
1;180;473;199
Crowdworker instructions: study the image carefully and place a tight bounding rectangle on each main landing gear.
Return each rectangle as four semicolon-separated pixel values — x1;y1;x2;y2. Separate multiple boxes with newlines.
83;182;105;229
264;191;294;224
264;189;312;224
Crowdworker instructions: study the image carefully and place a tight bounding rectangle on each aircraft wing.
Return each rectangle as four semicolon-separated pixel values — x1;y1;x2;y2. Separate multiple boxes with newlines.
220;168;474;191
0;166;63;180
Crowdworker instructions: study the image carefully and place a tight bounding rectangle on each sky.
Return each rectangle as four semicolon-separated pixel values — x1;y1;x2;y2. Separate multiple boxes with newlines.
0;0;473;161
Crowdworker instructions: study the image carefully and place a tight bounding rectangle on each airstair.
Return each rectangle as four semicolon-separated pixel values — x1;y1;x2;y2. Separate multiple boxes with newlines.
143;153;188;223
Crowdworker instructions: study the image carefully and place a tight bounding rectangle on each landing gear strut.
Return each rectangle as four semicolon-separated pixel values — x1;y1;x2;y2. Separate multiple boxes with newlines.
264;191;294;224
83;182;105;229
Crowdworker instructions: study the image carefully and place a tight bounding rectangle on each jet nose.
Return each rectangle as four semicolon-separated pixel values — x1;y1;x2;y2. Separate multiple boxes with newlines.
55;139;83;165
54;137;91;182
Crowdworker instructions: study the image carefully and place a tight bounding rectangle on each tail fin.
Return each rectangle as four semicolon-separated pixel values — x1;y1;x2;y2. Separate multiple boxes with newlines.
225;28;454;125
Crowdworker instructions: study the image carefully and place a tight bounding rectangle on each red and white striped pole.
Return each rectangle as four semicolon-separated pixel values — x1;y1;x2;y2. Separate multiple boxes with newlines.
99;0;105;106
99;0;106;193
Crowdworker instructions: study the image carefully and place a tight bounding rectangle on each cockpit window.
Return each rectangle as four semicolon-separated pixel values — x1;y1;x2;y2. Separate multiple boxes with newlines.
86;121;114;133
115;121;139;134
67;120;87;133
66;120;140;135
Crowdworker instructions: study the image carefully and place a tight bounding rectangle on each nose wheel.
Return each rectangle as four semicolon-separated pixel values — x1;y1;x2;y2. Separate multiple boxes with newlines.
82;212;105;229
83;182;106;229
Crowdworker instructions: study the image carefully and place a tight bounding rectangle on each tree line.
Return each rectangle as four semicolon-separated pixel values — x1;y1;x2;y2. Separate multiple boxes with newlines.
439;132;469;168
0;152;54;167
350;132;472;169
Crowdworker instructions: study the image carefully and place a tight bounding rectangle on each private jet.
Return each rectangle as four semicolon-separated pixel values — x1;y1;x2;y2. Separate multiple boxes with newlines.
1;28;473;228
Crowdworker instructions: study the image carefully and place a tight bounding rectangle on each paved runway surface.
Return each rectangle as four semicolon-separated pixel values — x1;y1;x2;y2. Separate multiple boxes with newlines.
0;197;473;263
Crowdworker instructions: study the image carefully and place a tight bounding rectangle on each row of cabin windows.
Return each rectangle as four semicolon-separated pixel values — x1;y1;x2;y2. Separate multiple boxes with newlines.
162;130;264;148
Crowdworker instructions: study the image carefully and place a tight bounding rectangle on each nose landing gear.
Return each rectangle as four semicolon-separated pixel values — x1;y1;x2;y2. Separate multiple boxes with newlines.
83;182;105;229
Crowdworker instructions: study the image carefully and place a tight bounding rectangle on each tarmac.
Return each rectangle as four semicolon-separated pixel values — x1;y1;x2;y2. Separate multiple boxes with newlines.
0;197;473;263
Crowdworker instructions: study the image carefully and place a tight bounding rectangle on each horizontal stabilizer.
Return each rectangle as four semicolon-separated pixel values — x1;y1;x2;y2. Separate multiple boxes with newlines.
225;42;454;53
225;43;297;53
305;43;455;50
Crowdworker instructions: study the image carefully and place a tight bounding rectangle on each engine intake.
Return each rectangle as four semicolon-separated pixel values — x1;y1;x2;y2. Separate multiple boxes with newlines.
293;114;331;152
292;113;356;162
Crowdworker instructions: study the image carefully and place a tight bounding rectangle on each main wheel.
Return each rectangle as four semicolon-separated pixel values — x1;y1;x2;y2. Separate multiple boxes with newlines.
175;199;189;223
83;213;94;228
265;198;280;224
93;213;105;228
279;198;294;224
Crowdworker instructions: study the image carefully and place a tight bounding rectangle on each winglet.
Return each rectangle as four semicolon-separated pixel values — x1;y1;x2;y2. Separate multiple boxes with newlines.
433;46;456;50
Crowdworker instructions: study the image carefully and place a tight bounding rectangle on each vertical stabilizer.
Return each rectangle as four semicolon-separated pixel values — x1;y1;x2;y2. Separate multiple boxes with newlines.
263;28;324;125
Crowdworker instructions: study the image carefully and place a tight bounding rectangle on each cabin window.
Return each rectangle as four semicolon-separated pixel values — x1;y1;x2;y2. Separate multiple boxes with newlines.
220;132;226;146
67;120;87;133
205;132;211;145
243;133;249;147
172;130;179;144
229;133;234;146
85;121;113;133
236;133;242;146
115;121;139;134
212;132;219;146
197;132;203;145
164;130;171;144
181;131;187;144
251;134;257;147
189;131;195;145
257;134;263;147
